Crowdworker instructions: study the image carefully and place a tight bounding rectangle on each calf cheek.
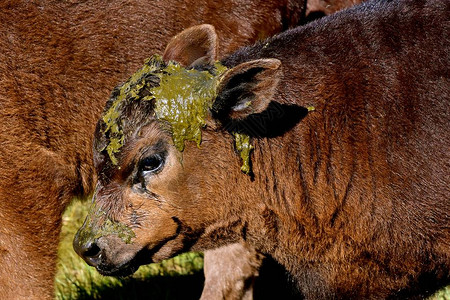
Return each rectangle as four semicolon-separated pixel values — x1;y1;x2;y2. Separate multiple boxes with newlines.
131;171;203;246
130;202;181;249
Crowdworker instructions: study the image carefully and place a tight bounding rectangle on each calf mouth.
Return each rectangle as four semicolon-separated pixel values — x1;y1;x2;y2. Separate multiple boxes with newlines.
94;230;185;276
96;261;139;277
95;248;153;277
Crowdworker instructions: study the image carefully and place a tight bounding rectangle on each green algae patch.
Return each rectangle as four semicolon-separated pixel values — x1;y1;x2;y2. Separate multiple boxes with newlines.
76;202;136;246
101;55;164;165
151;62;226;152
233;132;254;174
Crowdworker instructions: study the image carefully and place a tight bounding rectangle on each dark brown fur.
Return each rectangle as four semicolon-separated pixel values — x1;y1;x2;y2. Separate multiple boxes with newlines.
0;0;320;298
74;0;449;299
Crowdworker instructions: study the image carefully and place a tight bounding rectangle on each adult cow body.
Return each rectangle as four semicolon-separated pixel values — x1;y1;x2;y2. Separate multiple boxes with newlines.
74;0;450;299
0;1;321;299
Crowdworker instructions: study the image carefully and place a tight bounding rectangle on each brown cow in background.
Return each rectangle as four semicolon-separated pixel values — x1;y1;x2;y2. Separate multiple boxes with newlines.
0;0;363;299
73;0;450;298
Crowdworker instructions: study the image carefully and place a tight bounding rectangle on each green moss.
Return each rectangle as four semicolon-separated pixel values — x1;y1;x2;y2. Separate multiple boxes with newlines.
100;217;136;244
233;132;254;174
151;62;226;152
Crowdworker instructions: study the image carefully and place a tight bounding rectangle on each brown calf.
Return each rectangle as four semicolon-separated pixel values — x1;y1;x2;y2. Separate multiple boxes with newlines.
0;0;315;298
74;0;450;298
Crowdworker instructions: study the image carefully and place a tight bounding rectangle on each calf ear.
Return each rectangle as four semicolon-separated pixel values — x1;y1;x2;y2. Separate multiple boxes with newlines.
163;24;218;67
212;59;282;121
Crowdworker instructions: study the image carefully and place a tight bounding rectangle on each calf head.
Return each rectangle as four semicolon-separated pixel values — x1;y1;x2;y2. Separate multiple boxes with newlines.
73;24;287;276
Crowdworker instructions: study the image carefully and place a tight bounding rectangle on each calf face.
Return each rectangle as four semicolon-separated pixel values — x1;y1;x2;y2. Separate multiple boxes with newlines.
73;24;287;274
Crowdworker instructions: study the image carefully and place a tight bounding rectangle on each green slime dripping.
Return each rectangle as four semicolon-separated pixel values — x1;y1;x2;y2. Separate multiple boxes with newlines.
233;132;254;174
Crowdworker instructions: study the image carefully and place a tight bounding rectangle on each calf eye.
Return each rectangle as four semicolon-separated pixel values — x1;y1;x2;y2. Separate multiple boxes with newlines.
139;154;164;175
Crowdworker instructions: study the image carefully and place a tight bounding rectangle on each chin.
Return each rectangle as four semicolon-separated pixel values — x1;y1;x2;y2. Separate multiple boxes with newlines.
96;262;140;277
96;247;154;277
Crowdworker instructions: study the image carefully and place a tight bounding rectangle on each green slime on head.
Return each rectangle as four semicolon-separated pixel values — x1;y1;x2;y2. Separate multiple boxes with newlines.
151;62;226;151
151;62;254;174
101;54;254;174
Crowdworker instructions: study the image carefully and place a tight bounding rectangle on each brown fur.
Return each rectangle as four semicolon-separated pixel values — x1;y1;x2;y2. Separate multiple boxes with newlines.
0;0;314;298
306;0;361;16
74;0;450;299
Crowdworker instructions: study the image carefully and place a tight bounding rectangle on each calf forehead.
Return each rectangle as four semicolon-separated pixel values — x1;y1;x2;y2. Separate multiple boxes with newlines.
95;55;227;169
152;62;226;151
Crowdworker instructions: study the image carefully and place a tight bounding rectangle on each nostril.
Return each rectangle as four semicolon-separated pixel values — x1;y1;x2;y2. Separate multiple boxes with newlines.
73;228;104;267
74;238;102;267
83;241;101;259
